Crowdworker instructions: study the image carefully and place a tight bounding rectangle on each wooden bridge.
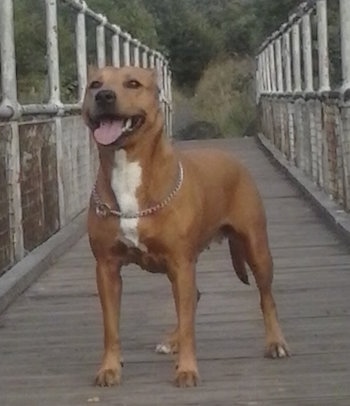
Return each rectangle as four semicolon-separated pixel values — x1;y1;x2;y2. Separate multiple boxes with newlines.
1;138;349;406
1;0;350;405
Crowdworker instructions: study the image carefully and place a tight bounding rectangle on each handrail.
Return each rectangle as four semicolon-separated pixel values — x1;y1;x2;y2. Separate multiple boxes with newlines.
0;0;172;126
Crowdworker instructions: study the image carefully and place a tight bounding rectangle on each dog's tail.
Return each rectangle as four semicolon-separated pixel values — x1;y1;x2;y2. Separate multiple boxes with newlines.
228;235;249;285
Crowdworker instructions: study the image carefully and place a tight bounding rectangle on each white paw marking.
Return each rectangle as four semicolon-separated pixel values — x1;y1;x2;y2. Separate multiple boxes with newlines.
277;346;287;358
111;150;142;248
155;343;171;354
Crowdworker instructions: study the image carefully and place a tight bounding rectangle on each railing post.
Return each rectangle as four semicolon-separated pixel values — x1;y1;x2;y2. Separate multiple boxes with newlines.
291;16;302;92
0;0;19;118
142;47;149;68
1;0;24;261
340;0;350;92
133;40;140;67
123;34;131;66
112;25;121;68
96;15;106;68
45;0;61;105
75;1;87;101
268;42;277;93
282;24;295;162
264;48;272;93
261;49;268;93
275;36;284;93
283;27;292;93
317;0;330;92
45;0;66;227
302;8;314;93
149;51;156;69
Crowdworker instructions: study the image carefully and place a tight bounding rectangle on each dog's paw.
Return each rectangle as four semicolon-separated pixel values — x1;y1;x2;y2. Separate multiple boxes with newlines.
95;366;121;387
264;341;290;359
155;340;178;355
155;343;172;354
174;369;199;388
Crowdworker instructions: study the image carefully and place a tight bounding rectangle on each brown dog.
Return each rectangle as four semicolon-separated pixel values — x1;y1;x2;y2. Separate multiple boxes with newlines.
82;66;289;388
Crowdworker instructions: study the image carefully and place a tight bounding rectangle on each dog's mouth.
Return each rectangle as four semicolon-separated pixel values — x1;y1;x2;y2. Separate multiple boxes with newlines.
92;114;144;146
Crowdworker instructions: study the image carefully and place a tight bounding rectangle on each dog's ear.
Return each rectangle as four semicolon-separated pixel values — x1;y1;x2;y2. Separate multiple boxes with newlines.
146;68;162;99
147;68;159;85
87;65;98;81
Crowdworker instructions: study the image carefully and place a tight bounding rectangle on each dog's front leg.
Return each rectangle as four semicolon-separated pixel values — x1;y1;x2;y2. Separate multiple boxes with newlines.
169;261;199;387
95;259;123;387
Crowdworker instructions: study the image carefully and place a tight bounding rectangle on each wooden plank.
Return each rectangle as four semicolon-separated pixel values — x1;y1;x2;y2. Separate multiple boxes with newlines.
0;138;349;406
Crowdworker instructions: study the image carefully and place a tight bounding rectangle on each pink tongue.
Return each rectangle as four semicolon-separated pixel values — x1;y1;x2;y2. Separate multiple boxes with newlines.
94;120;123;145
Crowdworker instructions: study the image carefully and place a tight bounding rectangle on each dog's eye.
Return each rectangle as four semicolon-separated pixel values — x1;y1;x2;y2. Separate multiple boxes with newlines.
125;80;142;89
89;80;103;89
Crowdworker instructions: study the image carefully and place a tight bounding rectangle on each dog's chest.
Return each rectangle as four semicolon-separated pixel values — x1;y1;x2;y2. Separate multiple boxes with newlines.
111;150;142;248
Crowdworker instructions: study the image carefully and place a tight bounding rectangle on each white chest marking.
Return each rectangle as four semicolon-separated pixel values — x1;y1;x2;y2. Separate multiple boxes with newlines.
111;150;142;247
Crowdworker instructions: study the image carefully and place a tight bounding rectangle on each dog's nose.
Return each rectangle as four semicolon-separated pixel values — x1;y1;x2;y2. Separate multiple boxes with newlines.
95;89;116;105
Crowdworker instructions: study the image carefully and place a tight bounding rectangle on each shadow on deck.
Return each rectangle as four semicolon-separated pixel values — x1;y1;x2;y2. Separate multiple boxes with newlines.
0;138;349;406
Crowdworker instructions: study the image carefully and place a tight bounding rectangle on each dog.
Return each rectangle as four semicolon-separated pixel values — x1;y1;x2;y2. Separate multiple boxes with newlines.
82;66;289;388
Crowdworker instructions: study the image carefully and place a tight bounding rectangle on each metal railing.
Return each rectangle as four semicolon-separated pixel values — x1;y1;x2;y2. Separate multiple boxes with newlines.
0;0;172;275
0;0;172;124
256;0;350;211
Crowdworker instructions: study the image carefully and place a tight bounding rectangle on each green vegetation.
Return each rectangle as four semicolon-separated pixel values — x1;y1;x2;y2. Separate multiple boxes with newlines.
12;0;339;136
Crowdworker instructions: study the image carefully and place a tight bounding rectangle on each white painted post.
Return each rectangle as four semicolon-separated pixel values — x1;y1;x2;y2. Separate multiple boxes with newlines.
317;0;330;92
123;33;131;66
340;0;350;91
264;48;272;93
45;0;65;227
75;2;87;101
275;37;284;93
268;43;277;93
274;33;286;155
283;28;292;93
291;18;302;92
0;0;19;118
302;10;314;93
0;0;23;259
8;122;24;261
149;51;156;69
283;27;294;162
112;25;121;67
46;0;61;105
257;54;264;95
133;40;140;67
142;47;149;68
259;53;266;93
96;15;106;68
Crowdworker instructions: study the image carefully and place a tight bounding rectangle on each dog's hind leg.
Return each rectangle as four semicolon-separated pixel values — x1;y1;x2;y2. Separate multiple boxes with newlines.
243;229;290;358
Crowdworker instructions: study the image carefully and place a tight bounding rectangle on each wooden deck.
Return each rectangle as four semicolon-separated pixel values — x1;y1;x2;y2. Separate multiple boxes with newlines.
1;138;350;406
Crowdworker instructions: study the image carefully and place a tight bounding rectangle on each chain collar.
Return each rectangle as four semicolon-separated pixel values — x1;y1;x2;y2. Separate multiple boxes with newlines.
91;162;184;219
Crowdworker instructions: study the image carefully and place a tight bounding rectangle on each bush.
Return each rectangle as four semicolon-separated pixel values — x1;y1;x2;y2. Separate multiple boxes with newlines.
191;58;256;137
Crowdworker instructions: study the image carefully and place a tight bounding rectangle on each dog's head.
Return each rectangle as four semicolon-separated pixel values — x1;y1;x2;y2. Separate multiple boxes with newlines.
82;66;161;147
